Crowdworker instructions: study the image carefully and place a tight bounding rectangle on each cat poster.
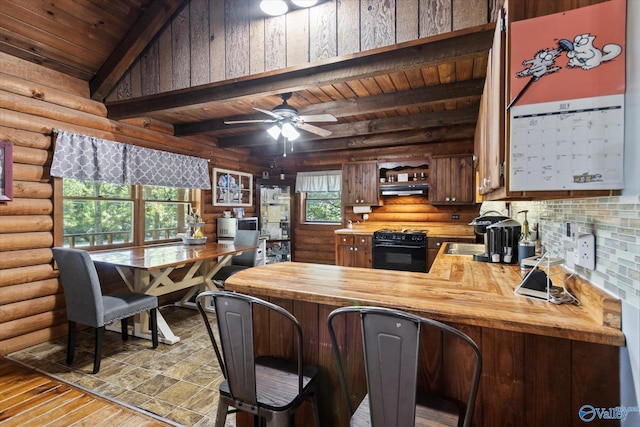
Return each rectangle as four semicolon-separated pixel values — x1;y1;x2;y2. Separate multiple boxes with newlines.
509;0;626;106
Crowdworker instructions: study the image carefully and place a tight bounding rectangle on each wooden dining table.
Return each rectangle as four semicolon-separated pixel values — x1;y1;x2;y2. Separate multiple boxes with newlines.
90;241;257;344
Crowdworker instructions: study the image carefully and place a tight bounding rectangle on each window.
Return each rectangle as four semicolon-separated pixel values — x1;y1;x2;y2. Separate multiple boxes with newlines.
303;191;342;223
295;170;342;223
61;178;199;249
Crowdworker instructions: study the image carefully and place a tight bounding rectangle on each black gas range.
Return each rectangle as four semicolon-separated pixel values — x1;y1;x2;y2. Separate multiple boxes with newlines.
372;229;428;272
373;229;427;245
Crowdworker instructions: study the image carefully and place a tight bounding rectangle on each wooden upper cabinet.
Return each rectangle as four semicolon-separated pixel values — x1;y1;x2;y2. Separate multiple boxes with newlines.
475;1;620;201
430;155;475;205
342;161;379;206
476;12;505;197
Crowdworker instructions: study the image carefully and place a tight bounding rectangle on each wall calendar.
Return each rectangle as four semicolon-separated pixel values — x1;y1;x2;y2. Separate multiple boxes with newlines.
508;0;626;192
510;95;624;191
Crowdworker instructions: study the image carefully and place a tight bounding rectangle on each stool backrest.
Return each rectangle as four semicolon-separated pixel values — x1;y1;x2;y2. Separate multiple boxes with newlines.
196;290;305;405
231;230;259;267
327;306;482;427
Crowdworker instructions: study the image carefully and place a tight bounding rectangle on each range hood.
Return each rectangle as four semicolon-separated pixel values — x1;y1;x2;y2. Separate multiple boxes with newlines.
380;183;429;196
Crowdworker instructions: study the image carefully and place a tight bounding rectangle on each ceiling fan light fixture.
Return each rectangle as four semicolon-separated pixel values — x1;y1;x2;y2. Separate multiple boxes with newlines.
260;0;288;16
267;124;281;140
282;122;300;141
291;0;318;7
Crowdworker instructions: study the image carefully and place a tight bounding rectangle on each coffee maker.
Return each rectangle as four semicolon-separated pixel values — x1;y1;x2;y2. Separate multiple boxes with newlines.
469;213;510;262
486;218;522;264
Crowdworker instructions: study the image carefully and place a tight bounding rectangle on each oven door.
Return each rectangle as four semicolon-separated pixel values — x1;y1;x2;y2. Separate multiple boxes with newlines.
372;243;427;272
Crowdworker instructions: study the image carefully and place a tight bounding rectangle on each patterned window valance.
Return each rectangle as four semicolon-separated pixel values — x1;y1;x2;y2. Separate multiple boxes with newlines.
295;170;341;192
51;130;211;189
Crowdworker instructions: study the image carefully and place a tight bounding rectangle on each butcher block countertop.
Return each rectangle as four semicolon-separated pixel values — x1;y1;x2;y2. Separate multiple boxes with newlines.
225;248;624;347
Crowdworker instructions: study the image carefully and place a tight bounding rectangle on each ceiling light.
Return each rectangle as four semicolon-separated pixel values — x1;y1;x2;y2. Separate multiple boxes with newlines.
260;0;288;16
291;0;318;7
267;124;281;140
281;122;300;141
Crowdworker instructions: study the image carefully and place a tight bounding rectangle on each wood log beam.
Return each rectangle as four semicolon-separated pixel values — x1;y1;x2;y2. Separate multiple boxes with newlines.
219;107;479;149
105;24;495;119
0;278;60;305
0;294;65;323
0;72;107;117
0;323;68;355
0;215;52;233
0;248;53;270
0;263;56;288
251;125;476;156
89;0;189;101
176;79;484;137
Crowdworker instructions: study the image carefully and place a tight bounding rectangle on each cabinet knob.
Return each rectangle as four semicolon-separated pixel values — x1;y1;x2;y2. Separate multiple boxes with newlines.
354;247;358;251
452;197;456;202
445;197;450;202
436;242;441;247
349;247;353;251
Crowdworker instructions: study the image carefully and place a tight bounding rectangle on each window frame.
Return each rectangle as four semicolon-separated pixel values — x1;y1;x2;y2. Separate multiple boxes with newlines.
53;177;201;250
300;190;342;224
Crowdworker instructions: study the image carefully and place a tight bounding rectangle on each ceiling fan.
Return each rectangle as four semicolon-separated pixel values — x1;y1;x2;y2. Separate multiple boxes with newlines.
224;92;337;138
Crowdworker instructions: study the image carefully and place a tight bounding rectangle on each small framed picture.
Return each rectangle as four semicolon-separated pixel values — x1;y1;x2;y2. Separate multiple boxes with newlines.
0;141;13;202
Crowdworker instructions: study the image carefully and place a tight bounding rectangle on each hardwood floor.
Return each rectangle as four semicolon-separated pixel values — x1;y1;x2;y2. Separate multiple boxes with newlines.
0;357;177;426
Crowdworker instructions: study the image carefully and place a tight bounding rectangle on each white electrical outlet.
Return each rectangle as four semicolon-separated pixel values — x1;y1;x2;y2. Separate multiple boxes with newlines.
575;234;595;269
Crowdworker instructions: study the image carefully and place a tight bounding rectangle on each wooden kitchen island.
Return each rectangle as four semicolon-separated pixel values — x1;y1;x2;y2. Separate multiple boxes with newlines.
225;252;624;427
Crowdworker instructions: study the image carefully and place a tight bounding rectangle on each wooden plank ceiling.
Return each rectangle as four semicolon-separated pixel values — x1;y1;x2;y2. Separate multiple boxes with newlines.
104;23;495;157
0;0;495;157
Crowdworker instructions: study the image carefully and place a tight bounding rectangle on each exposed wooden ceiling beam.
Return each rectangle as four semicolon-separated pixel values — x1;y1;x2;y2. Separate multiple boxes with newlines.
105;23;495;119
218;107;480;148
174;79;484;136
251;125;478;156
89;0;187;101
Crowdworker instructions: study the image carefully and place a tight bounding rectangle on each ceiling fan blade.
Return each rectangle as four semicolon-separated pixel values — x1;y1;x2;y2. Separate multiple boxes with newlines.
253;107;282;119
297;123;332;137
298;113;337;122
224;119;274;124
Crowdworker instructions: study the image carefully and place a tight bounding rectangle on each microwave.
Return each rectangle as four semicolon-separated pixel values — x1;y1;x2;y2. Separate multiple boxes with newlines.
217;216;258;240
238;217;258;231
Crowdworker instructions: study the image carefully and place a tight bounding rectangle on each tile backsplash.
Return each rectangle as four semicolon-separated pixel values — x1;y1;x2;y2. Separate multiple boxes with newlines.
541;196;639;307
481;196;640;308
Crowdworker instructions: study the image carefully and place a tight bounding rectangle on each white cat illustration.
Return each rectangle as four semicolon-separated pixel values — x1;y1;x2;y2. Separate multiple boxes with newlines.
566;33;622;70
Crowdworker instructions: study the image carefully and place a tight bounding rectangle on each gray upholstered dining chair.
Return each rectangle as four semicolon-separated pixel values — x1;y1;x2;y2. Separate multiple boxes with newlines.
212;229;260;289
327;306;482;427
196;290;321;427
52;247;158;374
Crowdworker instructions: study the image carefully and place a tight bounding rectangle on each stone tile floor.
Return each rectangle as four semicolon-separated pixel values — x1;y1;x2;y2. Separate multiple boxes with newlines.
9;305;235;427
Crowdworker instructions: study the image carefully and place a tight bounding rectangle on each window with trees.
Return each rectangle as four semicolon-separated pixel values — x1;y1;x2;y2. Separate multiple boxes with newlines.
61;178;199;249
303;191;342;223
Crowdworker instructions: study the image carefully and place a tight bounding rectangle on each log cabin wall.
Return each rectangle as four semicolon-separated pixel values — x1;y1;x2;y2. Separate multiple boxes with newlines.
0;52;263;355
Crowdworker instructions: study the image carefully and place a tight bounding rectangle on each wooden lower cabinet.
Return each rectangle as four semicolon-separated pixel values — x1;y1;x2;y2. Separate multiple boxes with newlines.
335;234;372;268
427;236;475;271
237;298;619;427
